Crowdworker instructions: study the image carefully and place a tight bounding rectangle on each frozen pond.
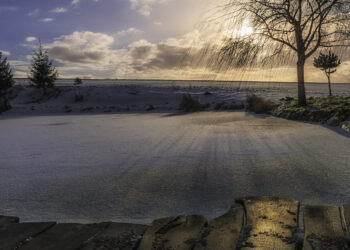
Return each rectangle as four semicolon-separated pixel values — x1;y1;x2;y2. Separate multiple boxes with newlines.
1;112;350;224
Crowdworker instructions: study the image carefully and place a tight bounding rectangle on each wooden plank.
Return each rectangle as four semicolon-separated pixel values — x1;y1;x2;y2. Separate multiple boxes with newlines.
81;222;148;250
0;216;19;228
237;196;299;250
194;204;244;250
304;206;347;250
138;215;207;250
19;223;109;250
0;222;55;250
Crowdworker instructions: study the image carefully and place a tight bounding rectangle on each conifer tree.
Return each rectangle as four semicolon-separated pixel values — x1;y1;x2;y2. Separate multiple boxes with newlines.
0;52;14;112
28;44;58;94
0;52;14;97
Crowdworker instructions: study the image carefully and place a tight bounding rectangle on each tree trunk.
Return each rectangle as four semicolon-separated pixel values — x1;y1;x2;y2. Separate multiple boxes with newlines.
327;75;332;97
297;60;307;106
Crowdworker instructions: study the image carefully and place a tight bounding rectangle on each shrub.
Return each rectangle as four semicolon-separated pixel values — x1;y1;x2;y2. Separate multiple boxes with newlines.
214;101;226;110
74;94;84;102
74;77;84;102
74;77;83;86
146;104;155;111
246;94;275;114
179;94;204;112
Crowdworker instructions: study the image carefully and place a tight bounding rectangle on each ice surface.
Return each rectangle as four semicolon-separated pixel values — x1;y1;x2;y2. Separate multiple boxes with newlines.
1;112;350;224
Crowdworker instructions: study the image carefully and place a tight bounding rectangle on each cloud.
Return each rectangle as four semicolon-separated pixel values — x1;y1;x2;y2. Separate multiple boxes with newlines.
129;0;170;16
72;0;80;6
51;8;67;13
47;31;114;64
42;30;217;78
116;28;141;37
26;37;37;42
50;46;104;63
40;18;54;22
0;6;17;12
28;9;39;16
0;50;11;56
72;0;101;6
35;29;350;82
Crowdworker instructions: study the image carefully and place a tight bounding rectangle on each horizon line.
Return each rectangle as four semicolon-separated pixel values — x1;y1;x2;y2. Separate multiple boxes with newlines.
13;78;350;85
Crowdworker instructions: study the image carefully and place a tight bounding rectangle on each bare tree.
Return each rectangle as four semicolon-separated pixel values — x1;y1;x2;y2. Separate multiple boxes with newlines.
221;0;350;106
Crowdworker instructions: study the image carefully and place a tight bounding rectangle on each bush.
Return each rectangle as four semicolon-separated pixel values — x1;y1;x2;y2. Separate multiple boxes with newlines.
146;104;155;111
74;77;83;86
74;77;84;102
0;96;11;113
74;94;84;102
246;94;275;114
179;94;204;112
214;101;226;110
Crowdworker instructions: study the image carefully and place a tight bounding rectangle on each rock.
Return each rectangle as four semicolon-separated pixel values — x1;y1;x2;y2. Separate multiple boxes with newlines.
308;110;332;122
326;115;340;126
341;121;350;133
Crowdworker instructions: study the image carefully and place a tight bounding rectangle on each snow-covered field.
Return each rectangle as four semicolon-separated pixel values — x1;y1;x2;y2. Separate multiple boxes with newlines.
6;80;350;115
1;111;350;224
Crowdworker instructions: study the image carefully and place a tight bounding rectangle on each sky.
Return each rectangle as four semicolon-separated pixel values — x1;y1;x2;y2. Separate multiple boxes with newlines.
0;0;349;82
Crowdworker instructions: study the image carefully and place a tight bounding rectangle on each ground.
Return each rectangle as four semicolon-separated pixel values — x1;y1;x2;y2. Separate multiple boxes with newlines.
1;112;350;224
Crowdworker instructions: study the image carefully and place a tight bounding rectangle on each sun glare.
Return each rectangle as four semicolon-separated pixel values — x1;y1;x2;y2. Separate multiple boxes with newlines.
223;19;253;38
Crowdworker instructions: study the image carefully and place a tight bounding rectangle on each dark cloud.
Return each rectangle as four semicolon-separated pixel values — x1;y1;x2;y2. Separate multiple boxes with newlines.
49;46;104;63
131;46;153;60
130;43;217;72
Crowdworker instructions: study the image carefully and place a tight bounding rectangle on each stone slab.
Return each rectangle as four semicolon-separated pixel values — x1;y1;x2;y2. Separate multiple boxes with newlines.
304;206;346;250
19;223;109;250
81;222;148;250
0;216;19;228
0;222;55;250
138;215;207;250
194;204;244;250
237;197;299;250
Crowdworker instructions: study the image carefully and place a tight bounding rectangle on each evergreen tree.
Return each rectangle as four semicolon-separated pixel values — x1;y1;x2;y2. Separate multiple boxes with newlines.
314;51;341;97
0;52;14;112
28;44;58;94
0;52;14;97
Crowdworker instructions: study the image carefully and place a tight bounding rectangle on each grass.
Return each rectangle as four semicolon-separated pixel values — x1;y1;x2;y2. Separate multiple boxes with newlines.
274;96;350;123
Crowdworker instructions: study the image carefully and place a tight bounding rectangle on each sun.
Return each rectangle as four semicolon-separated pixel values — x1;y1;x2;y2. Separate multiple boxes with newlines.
223;19;254;38
235;19;253;37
